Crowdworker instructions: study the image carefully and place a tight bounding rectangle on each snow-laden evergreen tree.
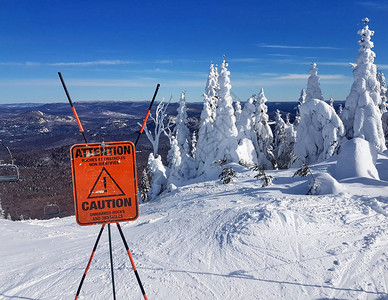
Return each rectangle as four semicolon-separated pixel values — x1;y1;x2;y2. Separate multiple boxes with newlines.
273;110;296;169
210;63;219;121
213;56;240;163
329;96;334;108
306;63;324;102
298;88;307;107
338;104;343;115
295;88;307;127
174;92;191;157
140;169;151;202
147;153;168;200
285;113;291;126
234;100;242;122
167;136;182;184
253;89;276;169
294;99;345;165
236;96;258;165
173;91;195;178
274;109;286;150
377;71;387;114
237;97;256;140
191;131;197;158
377;72;388;146
196;62;219;174
340;18;386;152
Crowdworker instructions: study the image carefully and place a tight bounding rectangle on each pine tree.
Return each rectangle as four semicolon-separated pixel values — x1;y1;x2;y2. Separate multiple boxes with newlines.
236;96;256;141
273;109;286;151
196;62;219;174
298;88;307;107
235;100;242;122
236;96;258;166
167;136;182;183
147;153;168;200
329;96;334;108
380;72;388;145
338;104;343;115
340;18;386;152
140;169;151;202
191;131;197;158
306;63;324;102
295;88;306;127
174;92;195;179
253;88;276;169
377;70;387;114
174;92;191;158
213;56;240;163
273;110;295;169
295;99;345;164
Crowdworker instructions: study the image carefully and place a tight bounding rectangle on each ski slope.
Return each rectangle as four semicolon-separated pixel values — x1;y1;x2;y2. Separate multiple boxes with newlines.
1;155;388;300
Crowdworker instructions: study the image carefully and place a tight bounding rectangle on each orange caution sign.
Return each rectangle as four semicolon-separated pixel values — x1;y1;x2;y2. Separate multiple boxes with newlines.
70;141;138;226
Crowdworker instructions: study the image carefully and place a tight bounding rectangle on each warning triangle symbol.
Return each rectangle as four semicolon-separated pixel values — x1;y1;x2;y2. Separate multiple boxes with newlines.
88;167;125;199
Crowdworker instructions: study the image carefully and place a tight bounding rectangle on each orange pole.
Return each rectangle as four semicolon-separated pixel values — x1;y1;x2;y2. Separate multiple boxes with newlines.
74;224;106;300
116;223;148;300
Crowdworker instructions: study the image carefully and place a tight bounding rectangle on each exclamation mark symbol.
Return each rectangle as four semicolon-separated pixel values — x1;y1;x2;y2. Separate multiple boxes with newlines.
103;177;107;193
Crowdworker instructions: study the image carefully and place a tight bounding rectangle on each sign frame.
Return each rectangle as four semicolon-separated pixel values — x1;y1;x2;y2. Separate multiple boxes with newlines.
70;141;139;226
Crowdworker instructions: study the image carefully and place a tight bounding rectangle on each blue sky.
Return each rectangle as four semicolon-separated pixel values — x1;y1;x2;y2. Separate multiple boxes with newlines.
0;0;387;104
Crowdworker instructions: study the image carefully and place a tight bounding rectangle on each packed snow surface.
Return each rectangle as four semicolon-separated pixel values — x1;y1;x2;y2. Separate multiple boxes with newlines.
1;155;388;300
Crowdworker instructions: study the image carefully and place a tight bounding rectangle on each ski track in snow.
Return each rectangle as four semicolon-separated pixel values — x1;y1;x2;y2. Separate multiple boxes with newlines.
1;165;388;299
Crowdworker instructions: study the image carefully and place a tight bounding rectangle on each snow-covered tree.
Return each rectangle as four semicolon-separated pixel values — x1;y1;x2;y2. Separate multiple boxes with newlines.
298;88;307;107
237;97;256;141
273;110;296;169
213;56;240;163
236;96;258;166
329;96;334;108
234;100;242;122
196;62;219;174
377;72;388;146
273;110;286;150
142;98;171;199
306;63;324;102
140;169;151;202
340;18;386;152
294;99;345;165
253;89;276;169
174;92;191;158
295;88;307;126
337;104;343;115
377;70;387;114
383;113;388;147
285;113;291;126
166;136;182;184
191;131;197;158
142;98;170;156
147;153;168;200
173;91;195;179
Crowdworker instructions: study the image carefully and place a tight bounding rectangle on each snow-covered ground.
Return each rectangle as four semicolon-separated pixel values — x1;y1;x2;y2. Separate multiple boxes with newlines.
1;153;388;300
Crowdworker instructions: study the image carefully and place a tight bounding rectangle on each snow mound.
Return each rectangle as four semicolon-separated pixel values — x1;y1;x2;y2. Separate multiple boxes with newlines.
335;138;379;180
308;172;344;195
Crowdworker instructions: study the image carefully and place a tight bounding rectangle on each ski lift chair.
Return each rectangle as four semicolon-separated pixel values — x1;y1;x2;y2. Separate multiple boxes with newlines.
44;203;60;216
0;141;19;182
